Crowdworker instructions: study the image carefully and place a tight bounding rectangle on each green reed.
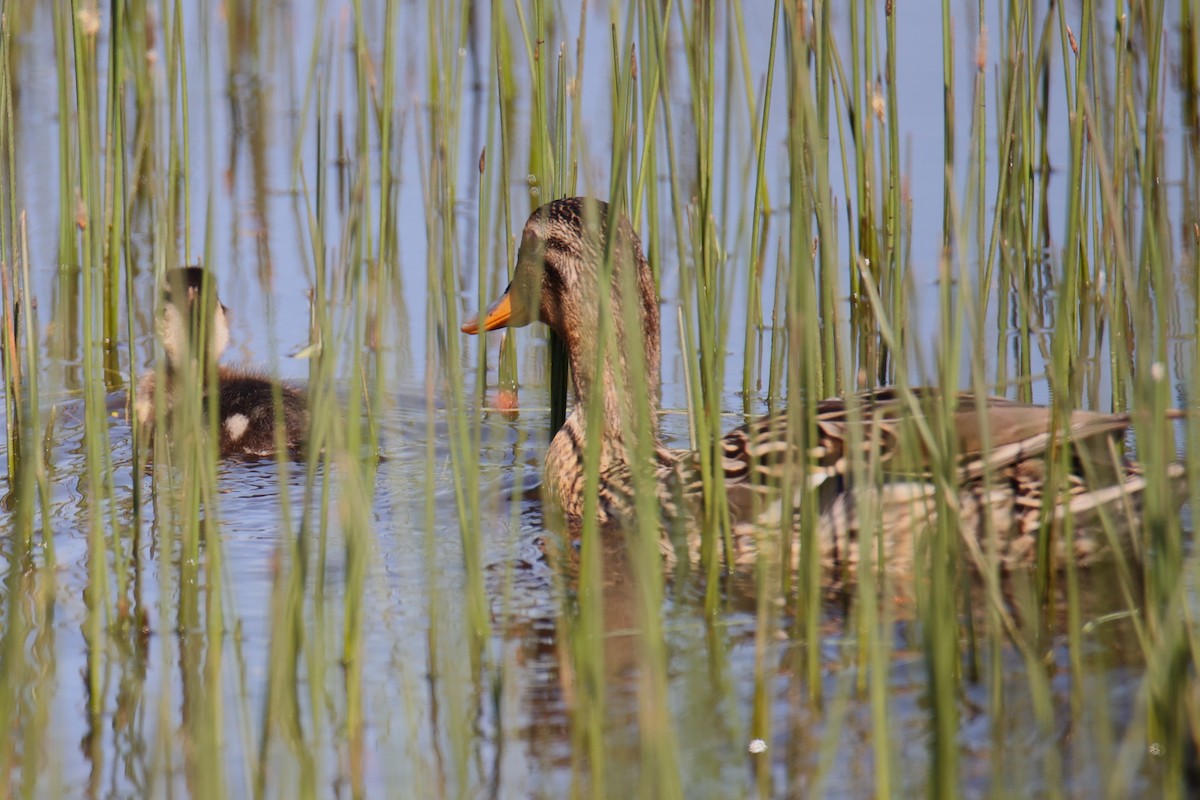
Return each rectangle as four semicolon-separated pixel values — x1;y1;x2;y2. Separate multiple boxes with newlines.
677;0;738;607
0;16;56;791
421;2;499;793
520;5;609;794
738;0;780;417
1;16;25;510
611;21;684;798
66;3;117;743
0;0;1198;796
432;0;478;655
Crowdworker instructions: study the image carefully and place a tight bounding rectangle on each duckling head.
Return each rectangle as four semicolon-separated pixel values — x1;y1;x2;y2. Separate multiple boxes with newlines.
160;267;230;373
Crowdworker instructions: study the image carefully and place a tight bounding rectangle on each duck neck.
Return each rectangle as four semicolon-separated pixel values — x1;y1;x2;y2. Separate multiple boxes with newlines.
543;307;661;515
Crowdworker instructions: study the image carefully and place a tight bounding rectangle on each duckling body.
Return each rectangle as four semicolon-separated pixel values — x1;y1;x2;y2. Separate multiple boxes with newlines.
135;268;307;458
205;369;307;456
464;197;1186;569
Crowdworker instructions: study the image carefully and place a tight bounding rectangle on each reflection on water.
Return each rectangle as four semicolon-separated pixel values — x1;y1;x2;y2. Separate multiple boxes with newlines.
0;379;1183;796
1;0;1196;797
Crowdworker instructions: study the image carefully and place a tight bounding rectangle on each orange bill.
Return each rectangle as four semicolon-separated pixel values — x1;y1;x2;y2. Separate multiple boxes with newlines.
461;289;513;334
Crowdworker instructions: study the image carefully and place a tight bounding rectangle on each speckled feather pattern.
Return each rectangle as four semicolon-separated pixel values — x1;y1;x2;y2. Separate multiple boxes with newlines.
493;198;1186;571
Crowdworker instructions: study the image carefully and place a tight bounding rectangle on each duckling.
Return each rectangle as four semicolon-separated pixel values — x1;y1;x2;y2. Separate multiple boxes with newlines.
464;197;1186;570
135;267;307;458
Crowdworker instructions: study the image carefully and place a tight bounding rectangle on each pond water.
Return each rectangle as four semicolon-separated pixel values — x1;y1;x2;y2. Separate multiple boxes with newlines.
1;0;1197;797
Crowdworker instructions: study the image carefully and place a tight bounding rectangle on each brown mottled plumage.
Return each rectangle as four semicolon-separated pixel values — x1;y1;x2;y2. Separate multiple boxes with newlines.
465;197;1185;570
135;268;307;458
465;197;662;501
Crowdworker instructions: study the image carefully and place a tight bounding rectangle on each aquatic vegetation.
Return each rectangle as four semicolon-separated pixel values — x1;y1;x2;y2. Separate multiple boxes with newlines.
0;1;1196;797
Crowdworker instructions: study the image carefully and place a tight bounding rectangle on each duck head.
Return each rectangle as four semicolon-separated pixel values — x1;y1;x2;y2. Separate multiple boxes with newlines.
463;198;663;497
463;197;660;404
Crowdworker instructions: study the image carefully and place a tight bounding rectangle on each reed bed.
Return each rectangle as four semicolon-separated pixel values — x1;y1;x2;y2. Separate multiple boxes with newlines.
0;0;1197;797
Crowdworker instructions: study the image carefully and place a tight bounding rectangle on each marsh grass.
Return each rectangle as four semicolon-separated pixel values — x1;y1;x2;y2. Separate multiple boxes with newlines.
0;0;1197;797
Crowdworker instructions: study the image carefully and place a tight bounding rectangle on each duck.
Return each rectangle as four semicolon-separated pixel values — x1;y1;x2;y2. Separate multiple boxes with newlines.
134;267;308;458
463;197;1186;570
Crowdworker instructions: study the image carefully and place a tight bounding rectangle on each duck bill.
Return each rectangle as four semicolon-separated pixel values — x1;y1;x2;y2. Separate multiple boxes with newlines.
461;287;513;334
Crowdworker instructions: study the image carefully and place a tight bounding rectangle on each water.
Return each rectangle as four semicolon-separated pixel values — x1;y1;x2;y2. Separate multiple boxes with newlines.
18;397;1162;796
1;0;1196;796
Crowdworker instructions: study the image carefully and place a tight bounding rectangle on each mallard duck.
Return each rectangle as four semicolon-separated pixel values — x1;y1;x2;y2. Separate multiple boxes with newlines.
464;197;1185;569
134;267;307;458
